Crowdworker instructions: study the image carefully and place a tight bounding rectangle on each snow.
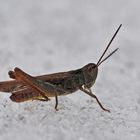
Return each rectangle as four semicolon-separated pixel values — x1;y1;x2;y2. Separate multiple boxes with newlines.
0;0;140;140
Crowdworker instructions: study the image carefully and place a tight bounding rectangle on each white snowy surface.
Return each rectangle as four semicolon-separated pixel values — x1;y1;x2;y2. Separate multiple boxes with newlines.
0;0;140;140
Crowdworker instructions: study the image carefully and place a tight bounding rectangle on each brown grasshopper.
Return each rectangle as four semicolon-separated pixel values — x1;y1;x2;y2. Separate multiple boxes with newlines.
0;24;122;112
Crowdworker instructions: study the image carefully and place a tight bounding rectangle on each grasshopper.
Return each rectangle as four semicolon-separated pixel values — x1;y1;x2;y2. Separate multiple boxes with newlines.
0;24;122;112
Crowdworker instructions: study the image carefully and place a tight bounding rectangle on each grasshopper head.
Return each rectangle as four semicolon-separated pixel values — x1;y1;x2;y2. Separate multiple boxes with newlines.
82;47;118;88
82;63;98;88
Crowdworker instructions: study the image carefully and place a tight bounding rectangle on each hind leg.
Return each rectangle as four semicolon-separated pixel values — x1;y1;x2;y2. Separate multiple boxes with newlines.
8;71;16;79
13;67;50;101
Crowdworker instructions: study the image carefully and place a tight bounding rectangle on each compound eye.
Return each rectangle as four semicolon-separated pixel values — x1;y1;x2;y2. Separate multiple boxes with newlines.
88;66;92;72
88;65;96;72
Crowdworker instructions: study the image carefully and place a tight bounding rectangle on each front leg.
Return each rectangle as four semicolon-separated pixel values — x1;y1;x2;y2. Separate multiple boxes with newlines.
80;85;110;112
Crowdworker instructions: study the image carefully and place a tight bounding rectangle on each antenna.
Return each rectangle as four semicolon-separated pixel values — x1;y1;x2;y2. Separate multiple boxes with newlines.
96;24;122;66
97;48;118;66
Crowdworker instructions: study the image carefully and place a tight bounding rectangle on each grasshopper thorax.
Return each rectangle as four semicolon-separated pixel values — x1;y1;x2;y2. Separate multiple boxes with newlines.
82;63;98;88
